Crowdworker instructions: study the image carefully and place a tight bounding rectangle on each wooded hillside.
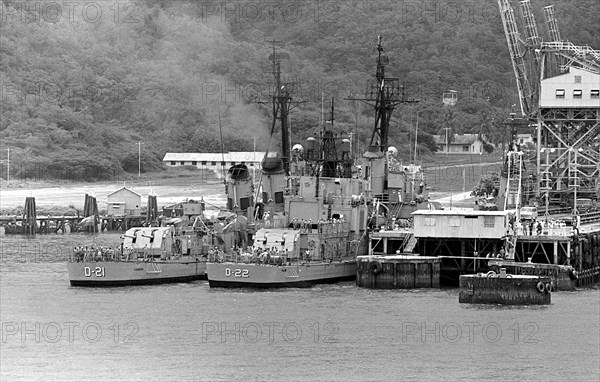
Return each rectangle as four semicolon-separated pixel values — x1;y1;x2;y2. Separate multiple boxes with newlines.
1;0;598;180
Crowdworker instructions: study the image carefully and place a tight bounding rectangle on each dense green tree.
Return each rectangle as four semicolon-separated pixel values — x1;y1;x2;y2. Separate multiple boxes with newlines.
1;0;598;180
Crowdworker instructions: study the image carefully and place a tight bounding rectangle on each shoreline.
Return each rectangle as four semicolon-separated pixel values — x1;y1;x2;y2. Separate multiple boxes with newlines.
0;175;226;215
0;167;480;214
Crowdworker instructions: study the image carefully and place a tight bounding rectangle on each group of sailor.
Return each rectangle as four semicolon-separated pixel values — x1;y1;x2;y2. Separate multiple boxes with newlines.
290;218;313;232
208;245;318;265
72;245;120;262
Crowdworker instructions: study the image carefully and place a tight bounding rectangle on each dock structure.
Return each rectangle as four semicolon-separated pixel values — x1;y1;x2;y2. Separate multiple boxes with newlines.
2;215;153;234
410;209;600;286
22;197;37;235
488;260;577;290
82;193;99;233
1;191;163;234
459;272;552;305
356;255;440;289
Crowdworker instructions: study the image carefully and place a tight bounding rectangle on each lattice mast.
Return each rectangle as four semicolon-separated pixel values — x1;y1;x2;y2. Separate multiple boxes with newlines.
347;35;417;153
267;42;293;175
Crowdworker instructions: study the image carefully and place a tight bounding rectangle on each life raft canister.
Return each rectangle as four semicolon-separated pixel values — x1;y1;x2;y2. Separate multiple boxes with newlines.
369;261;383;274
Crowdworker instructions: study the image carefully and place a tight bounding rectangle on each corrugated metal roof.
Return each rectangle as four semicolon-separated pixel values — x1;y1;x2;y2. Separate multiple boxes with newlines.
432;134;482;145
163;152;266;162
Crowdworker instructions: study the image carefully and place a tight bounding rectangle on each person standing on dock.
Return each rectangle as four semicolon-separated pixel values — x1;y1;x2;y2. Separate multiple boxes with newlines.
529;220;534;236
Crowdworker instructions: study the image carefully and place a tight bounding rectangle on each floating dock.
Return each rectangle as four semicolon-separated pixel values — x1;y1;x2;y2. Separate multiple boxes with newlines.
356;255;440;289
459;271;552;305
487;260;577;290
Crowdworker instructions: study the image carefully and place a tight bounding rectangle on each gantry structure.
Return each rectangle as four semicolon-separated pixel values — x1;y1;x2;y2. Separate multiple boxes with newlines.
498;0;600;209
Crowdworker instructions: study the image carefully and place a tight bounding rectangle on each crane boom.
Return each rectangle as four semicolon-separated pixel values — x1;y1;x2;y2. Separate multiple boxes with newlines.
519;0;541;47
497;0;535;117
543;5;561;42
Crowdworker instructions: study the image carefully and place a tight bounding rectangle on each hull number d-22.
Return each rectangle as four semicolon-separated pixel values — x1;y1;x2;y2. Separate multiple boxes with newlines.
84;266;105;277
225;268;249;278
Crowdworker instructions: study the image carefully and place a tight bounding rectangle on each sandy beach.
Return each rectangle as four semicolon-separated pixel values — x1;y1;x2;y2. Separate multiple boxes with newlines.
0;177;227;214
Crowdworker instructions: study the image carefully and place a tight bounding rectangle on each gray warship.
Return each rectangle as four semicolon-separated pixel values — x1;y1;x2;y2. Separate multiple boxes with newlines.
68;225;208;287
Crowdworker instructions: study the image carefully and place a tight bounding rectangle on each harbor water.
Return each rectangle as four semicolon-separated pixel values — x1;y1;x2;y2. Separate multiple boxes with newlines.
1;234;599;381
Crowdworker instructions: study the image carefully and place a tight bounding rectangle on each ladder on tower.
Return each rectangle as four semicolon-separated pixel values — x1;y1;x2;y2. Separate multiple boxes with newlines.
504;151;524;210
540;169;552;192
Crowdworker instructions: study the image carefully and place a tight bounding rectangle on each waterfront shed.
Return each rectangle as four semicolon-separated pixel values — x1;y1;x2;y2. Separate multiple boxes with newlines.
107;187;142;216
412;210;511;239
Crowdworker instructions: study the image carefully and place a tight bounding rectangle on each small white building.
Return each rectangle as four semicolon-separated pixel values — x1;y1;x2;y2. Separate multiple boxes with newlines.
107;187;142;216
433;134;487;154
516;133;534;146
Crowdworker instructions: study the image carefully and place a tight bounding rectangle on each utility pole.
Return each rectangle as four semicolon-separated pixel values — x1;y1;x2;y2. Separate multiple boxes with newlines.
6;148;9;184
138;141;143;178
441;126;451;155
413;110;419;164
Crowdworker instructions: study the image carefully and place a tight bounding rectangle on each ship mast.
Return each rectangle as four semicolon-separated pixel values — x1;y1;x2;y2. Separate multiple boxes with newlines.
346;36;417;154
267;41;292;175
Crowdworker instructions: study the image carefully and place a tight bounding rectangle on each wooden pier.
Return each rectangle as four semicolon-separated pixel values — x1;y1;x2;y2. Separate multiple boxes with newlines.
409;209;600;287
0;195;159;235
1;215;152;234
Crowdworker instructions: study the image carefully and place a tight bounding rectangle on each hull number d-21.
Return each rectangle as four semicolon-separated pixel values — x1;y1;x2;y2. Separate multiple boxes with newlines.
225;268;249;278
84;267;105;277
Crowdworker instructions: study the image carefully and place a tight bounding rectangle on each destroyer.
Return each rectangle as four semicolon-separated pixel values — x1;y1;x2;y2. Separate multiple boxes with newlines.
68;225;207;286
207;42;378;288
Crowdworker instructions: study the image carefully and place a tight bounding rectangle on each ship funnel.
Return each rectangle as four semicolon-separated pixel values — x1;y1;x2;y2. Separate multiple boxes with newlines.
341;139;351;153
305;137;316;161
262;152;284;172
228;164;250;180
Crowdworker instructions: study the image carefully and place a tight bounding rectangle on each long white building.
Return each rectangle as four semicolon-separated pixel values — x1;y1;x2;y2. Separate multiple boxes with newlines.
163;152;266;172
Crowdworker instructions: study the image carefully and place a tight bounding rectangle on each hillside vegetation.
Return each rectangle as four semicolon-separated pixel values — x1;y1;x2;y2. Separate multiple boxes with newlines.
1;0;598;180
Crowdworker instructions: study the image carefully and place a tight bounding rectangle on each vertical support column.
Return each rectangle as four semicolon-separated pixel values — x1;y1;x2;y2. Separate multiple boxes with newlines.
536;118;542;197
553;240;558;264
460;239;466;272
23;197;37;235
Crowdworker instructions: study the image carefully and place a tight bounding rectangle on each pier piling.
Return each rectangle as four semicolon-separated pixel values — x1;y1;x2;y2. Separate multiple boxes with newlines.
23;197;37;235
